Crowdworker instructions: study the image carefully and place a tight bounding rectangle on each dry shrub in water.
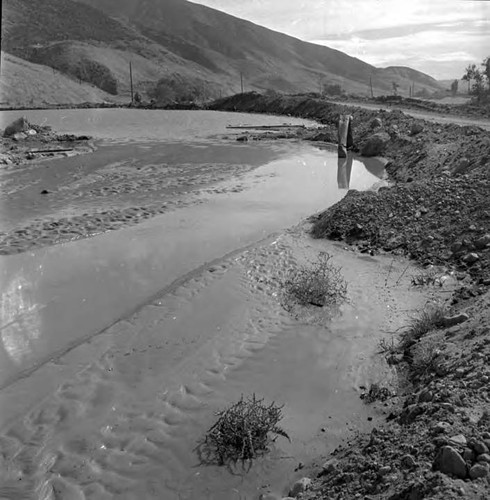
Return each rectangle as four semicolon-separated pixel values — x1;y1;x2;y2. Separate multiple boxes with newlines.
201;394;289;466
283;252;347;308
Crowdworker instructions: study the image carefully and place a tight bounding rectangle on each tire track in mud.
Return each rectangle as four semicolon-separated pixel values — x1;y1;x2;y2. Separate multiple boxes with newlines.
0;239;296;499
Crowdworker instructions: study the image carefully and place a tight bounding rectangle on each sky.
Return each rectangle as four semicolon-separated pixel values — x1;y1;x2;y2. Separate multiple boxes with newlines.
190;0;490;80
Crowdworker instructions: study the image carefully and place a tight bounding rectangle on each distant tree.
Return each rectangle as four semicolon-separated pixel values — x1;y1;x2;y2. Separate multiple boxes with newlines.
482;56;490;91
392;81;400;96
323;83;343;96
462;63;477;94
450;79;459;96
472;69;486;102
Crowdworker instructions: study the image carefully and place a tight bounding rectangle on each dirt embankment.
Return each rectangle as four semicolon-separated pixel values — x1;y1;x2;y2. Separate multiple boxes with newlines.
211;93;490;499
0;116;93;167
210;92;490;286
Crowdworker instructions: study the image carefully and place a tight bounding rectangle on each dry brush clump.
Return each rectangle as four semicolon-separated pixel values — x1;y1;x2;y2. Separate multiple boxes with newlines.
282;251;347;309
199;394;289;467
399;302;447;349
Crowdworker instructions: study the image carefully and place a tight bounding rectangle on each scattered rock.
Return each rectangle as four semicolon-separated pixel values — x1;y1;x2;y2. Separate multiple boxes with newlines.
321;458;339;475
462;253;480;264
469;439;489;455
370;117;382;129
361;132;390;157
401;454;417;470
410;122;424;135
260;494;281;500
440;313;469;327
288;477;312;497
432;421;451;434
448;435;467;447
433;446;467;479
236;135;248;142
3;116;30;137
40;189;50;195
12;132;28;141
475;234;490;249
469;462;489;480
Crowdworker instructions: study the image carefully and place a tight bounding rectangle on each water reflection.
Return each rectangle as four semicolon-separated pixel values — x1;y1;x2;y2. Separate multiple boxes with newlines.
337;154;386;190
0;275;41;364
337;156;353;189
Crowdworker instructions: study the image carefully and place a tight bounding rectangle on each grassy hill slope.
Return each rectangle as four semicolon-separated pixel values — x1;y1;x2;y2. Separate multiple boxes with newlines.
0;52;121;107
2;0;444;106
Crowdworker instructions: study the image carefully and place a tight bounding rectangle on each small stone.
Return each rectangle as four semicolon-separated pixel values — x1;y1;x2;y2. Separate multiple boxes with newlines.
440;313;469;328
321;458;339;476
475;234;490;249
12;132;27;141
236;135;248;142
433;445;467;479
449;435;467;447
289;477;312;497
433;421;451;434
462;253;479;264
378;466;391;476
370;117;382;129
40;189;50;195
469;463;489;479
471;440;489;455
463;449;476;462
477;454;490;463
401;454;417;469
439;403;455;413
418;389;433;403
410;122;424;135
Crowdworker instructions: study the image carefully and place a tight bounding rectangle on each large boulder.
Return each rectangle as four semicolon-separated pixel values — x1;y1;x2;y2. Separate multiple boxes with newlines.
4;117;31;138
433;445;467;479
361;132;390;157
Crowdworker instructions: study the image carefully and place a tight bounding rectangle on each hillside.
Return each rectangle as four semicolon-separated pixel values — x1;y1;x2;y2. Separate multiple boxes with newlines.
2;0;444;106
0;52;122;107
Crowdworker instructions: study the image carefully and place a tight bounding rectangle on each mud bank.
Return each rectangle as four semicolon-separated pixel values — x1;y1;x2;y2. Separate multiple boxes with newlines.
207;96;490;498
209;92;490;181
0;119;94;167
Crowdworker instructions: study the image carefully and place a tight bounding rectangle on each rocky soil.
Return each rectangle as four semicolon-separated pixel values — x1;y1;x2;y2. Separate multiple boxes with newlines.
0;116;93;166
210;93;490;499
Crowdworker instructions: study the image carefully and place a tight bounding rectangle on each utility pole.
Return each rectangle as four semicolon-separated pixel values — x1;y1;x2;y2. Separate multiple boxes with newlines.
240;72;244;94
369;76;374;98
129;61;134;103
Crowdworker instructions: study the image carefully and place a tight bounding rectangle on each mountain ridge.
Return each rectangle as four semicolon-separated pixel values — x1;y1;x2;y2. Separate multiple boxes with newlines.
2;0;444;106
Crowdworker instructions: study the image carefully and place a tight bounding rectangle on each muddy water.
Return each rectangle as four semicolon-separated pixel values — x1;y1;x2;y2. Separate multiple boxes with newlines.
0;109;399;499
0;230;429;500
0;109;317;144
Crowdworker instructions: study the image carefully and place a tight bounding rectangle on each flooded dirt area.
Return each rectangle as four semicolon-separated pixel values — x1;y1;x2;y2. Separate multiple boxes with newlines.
0;221;434;500
0;109;410;499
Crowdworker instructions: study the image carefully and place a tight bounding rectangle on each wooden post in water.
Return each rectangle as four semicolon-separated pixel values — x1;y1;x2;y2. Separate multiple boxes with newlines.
338;114;353;158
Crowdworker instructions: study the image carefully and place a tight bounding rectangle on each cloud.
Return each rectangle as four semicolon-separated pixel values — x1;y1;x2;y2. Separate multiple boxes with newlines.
191;0;490;79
